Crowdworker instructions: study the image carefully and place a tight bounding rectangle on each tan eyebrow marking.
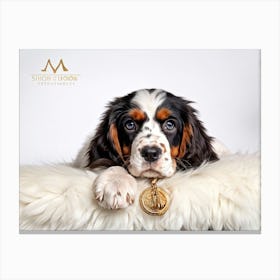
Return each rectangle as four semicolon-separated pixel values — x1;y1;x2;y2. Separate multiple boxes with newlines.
156;108;172;121
128;108;146;121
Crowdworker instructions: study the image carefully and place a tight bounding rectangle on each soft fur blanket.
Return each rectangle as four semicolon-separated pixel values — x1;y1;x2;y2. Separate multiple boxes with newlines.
20;153;260;231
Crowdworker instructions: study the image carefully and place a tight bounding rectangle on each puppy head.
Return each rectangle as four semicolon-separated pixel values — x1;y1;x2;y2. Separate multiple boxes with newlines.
86;89;218;178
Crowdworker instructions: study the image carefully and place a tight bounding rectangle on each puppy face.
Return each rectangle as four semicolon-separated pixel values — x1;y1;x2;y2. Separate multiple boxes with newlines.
126;90;191;178
85;89;218;178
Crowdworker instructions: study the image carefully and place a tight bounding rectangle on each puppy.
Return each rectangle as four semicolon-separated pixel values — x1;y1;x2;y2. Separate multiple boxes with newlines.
74;89;218;209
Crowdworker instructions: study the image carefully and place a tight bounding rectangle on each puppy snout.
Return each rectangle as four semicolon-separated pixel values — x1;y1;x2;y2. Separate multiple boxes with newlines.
140;146;162;162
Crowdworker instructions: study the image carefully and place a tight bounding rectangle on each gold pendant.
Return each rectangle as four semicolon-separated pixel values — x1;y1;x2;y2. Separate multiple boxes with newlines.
139;178;170;216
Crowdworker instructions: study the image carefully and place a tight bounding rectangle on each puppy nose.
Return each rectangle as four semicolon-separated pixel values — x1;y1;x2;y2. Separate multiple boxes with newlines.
140;146;162;162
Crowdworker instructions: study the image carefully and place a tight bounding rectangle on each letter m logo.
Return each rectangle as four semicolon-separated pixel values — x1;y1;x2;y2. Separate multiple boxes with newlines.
41;59;69;73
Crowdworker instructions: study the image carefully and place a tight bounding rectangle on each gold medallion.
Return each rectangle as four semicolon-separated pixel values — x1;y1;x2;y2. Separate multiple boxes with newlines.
139;179;170;216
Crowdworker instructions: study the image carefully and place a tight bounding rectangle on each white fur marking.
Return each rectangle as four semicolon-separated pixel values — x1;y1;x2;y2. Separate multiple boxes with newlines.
131;89;166;120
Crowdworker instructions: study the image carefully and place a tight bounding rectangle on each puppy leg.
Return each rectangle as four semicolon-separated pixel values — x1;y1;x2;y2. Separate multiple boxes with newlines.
94;166;137;209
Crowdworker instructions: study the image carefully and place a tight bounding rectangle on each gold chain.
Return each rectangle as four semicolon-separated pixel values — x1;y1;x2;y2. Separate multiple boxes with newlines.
151;178;160;209
151;178;158;189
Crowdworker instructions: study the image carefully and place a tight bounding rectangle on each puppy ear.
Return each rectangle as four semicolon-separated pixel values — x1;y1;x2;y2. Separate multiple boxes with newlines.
108;123;124;161
85;107;124;169
177;104;218;169
178;124;193;158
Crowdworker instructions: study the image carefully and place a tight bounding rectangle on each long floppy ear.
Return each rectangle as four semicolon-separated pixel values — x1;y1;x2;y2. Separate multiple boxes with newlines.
177;103;218;169
85;104;125;169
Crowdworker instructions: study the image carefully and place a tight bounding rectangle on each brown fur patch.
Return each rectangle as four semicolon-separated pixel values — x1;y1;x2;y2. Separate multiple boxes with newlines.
156;108;172;121
171;146;179;158
122;145;131;155
129;108;146;121
109;124;123;160
178;124;193;158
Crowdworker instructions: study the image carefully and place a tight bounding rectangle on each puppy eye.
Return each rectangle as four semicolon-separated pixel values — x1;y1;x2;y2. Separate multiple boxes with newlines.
163;119;176;132
124;120;136;131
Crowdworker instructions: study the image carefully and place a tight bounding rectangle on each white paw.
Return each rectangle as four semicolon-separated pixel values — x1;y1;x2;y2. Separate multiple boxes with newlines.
93;166;137;210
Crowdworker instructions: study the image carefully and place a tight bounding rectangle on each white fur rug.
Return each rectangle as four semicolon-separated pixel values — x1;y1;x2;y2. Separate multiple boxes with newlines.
20;153;260;231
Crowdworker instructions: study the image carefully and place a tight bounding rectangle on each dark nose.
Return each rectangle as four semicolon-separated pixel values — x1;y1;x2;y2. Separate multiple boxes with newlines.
140;146;162;162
